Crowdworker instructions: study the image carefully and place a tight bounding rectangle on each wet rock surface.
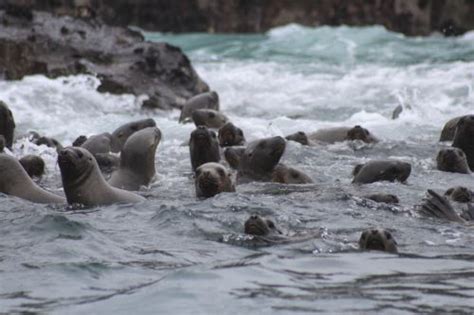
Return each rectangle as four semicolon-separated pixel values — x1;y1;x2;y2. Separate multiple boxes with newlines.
0;8;209;110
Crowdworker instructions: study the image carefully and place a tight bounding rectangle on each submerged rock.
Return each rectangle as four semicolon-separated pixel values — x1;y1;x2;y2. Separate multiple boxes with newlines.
0;8;209;110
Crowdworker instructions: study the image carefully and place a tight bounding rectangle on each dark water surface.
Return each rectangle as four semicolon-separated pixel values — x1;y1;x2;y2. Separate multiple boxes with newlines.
1;25;474;314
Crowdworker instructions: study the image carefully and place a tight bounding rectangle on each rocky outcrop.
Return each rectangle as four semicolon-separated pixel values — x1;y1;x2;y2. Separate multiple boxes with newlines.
2;0;474;36
0;8;209;110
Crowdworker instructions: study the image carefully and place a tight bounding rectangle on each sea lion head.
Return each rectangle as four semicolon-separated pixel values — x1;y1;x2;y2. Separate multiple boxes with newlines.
271;164;313;184
57;147;95;186
347;125;376;143
359;229;398;253
218;122;245;147
244;215;280;236
195;162;234;198
240;136;286;177
436;148;470;174
111;118;157;152
353;160;411;184
0;101;15;149
444;186;472;203
189;126;220;170
192;109;228;129
285;131;309;145
121;126;161;181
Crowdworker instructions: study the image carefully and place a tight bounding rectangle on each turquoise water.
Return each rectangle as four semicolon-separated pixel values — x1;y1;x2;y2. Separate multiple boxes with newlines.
0;25;474;314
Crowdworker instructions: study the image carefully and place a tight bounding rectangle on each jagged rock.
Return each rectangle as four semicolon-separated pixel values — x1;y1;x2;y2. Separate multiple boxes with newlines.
0;8;209;110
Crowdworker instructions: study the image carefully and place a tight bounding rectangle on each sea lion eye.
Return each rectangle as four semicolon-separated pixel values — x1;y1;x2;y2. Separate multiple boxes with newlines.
266;220;275;228
77;151;83;158
291;171;299;178
384;231;392;239
217;168;225;177
238;130;243;136
209;112;215;118
250;215;258;220
211;132;216;138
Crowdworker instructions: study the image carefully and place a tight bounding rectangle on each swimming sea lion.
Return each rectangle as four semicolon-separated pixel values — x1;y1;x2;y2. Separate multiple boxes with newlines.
285;131;309;145
81;133;113;155
452;115;474;171
192;109;229;129
0;101;15;149
365;193;399;204
57;147;145;206
352;160;411;184
224;147;245;170
238;136;286;182
195;162;235;198
436;147;470;174
444;186;472;203
0;153;64;204
271;164;313;184
189;126;220;171
111;118;157;152
179;91;219;123
359;229;398;253
244;215;282;236
108;127;161;191
439;115;465;142
19;155;45;178
308;125;378;144
218;122;245;147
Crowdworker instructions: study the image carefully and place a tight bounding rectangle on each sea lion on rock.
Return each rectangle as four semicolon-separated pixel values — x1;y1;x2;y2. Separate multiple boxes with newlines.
365;193;399;204
436;147;470;174
0;153;64;204
111;118;157;152
81;133;113;155
195;162;235;198
224;147;245;170
452;115;474;171
244;215;282;236
352;160;411;184
309;125;377;144
271;164;313;184
285;131;309;145
359;229;398;253
0;101;15;149
58;147;145;206
108;127;161;191
179;91;219;123
439;115;466;142
444;186;472;203
218;122;245;147
192;109;228;129
189;126;220;171
238;136;286;182
19;155;45;178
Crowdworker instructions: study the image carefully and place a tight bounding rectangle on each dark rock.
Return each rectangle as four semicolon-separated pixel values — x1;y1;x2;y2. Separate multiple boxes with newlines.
0;10;209;110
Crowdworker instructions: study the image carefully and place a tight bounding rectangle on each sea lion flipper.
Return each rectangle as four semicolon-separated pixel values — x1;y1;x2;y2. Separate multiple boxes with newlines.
420;190;464;223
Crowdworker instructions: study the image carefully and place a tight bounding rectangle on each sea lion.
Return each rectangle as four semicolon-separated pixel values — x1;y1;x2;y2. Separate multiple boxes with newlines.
192;109;229;129
27;131;62;151
194;162;235;198
110;118;157;152
94;153;120;173
189;126;220;171
285;131;309;145
436;147;470;174
271;164;313;184
444;186;472;203
238;136;286;182
244;215;282;236
352;160;411;184
179;91;219;123
224;147;245;170
108;127;161;191
365;193;399;204
0;153;64;204
359;229;398;253
308;125;377;144
72;135;88;147
218;122;245;147
0;101;15;149
57;147;145;206
452;115;474;171
81;133;113;155
19;155;45;178
419;189;468;223
439;115;465;142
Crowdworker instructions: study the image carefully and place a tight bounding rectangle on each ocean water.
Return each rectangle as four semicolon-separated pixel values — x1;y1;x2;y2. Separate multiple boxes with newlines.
1;24;474;314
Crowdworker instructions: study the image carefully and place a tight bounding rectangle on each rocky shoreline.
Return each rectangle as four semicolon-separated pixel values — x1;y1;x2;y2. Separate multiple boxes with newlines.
1;0;474;36
0;7;209;110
